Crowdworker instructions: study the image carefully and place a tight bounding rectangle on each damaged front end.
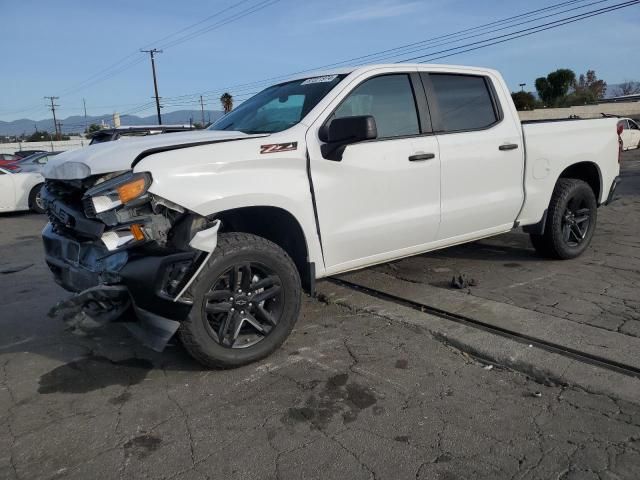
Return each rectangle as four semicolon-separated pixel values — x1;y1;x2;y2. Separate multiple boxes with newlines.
42;170;218;351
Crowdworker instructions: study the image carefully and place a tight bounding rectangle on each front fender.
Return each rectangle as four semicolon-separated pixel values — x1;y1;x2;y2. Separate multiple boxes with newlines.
135;135;324;272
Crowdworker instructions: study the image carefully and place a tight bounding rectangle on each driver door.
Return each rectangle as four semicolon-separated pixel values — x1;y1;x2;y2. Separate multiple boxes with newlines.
307;71;441;273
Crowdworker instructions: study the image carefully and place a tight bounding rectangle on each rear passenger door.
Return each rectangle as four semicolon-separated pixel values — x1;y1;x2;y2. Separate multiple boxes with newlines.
421;72;524;240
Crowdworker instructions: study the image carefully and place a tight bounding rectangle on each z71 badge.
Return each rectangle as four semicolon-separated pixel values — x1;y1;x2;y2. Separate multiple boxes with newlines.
260;142;298;154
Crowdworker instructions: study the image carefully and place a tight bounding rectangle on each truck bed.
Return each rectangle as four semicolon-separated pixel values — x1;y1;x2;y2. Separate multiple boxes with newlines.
517;117;620;227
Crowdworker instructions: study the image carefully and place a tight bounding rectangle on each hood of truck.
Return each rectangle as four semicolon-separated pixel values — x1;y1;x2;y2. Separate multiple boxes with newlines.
44;130;265;179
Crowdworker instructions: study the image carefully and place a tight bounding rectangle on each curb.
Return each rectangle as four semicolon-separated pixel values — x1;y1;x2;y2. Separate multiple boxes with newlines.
317;281;640;405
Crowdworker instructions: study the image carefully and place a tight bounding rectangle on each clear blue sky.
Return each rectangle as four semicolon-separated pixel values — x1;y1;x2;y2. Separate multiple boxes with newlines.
1;0;639;122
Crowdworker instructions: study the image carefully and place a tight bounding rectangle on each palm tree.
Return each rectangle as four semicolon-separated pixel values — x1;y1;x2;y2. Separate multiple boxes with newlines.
220;93;233;114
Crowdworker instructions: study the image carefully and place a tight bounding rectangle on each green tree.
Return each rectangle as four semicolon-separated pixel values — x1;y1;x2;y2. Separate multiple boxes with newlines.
85;123;102;134
535;68;576;106
511;91;536;111
565;70;607;105
220;92;233;113
26;130;69;142
27;131;53;142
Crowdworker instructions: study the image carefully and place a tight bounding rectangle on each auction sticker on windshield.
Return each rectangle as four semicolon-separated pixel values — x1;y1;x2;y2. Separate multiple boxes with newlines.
301;75;339;85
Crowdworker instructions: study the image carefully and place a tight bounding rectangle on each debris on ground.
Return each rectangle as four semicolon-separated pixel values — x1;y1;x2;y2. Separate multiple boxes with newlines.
48;285;131;335
532;391;542;398
483;365;494;370
450;274;478;289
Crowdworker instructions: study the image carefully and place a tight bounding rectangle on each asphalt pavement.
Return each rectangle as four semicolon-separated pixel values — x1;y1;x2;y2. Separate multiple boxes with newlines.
1;150;639;480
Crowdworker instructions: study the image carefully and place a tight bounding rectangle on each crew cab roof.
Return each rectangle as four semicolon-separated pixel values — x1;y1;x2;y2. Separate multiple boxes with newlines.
284;63;500;83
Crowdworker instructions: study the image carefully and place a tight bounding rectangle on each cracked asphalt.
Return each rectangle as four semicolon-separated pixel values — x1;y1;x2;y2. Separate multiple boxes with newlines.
371;150;640;340
1;150;639;480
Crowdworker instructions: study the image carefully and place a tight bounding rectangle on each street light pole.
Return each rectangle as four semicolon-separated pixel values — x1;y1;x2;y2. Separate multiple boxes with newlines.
141;49;163;125
519;83;526;92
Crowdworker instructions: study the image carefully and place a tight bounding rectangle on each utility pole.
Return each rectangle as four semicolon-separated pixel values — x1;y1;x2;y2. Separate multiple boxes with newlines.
519;83;526;92
199;95;205;126
56;121;64;139
45;96;60;139
141;49;163;125
83;98;88;133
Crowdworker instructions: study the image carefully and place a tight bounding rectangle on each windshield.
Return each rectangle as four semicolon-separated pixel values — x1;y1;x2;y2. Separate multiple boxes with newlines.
209;74;347;134
17;153;43;164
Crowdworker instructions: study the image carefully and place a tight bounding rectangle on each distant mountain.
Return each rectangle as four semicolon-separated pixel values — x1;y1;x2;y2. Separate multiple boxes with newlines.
0;110;224;136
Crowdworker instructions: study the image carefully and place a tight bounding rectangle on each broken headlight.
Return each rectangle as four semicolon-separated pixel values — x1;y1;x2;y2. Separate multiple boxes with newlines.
84;171;152;214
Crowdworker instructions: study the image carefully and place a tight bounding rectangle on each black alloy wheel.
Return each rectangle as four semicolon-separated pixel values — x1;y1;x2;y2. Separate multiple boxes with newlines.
560;197;592;248
179;232;302;368
203;262;283;349
530;178;597;260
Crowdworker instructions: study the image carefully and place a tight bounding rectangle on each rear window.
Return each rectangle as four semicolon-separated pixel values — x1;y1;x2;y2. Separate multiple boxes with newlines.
428;74;498;132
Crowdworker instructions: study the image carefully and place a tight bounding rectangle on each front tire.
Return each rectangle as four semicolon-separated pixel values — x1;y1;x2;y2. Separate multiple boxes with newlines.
179;232;301;368
29;184;45;214
530;179;597;259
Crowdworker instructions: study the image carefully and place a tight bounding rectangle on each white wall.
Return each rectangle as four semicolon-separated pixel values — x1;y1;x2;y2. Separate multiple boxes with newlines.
518;101;640;121
0;139;88;155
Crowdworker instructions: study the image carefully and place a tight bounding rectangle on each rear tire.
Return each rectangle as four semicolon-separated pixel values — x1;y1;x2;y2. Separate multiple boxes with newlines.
179;232;301;368
530;179;597;259
29;184;45;214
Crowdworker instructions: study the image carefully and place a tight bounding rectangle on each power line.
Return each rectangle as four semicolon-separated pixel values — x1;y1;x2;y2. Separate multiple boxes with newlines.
157;0;604;104
161;0;638;107
7;0;638;121
54;0;279;99
157;0;280;50
398;0;640;62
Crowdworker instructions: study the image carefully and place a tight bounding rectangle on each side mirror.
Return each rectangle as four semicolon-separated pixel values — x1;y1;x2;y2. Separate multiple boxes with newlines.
320;115;377;161
327;115;377;143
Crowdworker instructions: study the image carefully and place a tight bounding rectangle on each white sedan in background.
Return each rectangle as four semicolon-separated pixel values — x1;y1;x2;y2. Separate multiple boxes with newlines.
618;118;640;150
0;167;46;213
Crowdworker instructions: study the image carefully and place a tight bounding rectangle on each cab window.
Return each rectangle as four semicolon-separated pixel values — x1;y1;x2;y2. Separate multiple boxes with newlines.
332;74;420;139
427;73;499;132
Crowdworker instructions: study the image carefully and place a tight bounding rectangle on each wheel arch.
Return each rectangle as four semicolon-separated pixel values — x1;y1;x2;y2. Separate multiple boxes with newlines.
28;181;44;209
212;206;314;294
557;161;602;203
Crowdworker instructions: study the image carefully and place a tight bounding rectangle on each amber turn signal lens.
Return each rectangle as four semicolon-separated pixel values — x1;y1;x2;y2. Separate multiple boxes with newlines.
117;178;147;204
130;224;145;241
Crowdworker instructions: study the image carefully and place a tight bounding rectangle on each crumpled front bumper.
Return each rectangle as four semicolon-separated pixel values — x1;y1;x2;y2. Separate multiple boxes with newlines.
42;223;200;350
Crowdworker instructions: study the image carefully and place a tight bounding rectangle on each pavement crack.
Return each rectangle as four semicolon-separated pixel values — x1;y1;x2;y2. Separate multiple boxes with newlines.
161;369;197;469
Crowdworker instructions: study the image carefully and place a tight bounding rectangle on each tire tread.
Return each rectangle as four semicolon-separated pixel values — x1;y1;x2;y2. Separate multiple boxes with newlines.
179;232;301;369
530;178;596;260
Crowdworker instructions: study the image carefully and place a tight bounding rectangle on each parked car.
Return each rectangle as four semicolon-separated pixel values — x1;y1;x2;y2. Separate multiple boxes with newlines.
14;149;46;159
0;153;20;170
89;125;195;145
16;151;61;173
41;64;621;368
617;118;640;150
0;167;45;213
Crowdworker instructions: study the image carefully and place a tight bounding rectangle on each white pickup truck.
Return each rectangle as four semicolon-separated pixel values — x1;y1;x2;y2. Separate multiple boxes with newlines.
42;64;621;367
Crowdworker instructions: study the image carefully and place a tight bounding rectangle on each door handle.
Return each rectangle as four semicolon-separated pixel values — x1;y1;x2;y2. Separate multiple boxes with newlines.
499;143;519;151
408;153;435;161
